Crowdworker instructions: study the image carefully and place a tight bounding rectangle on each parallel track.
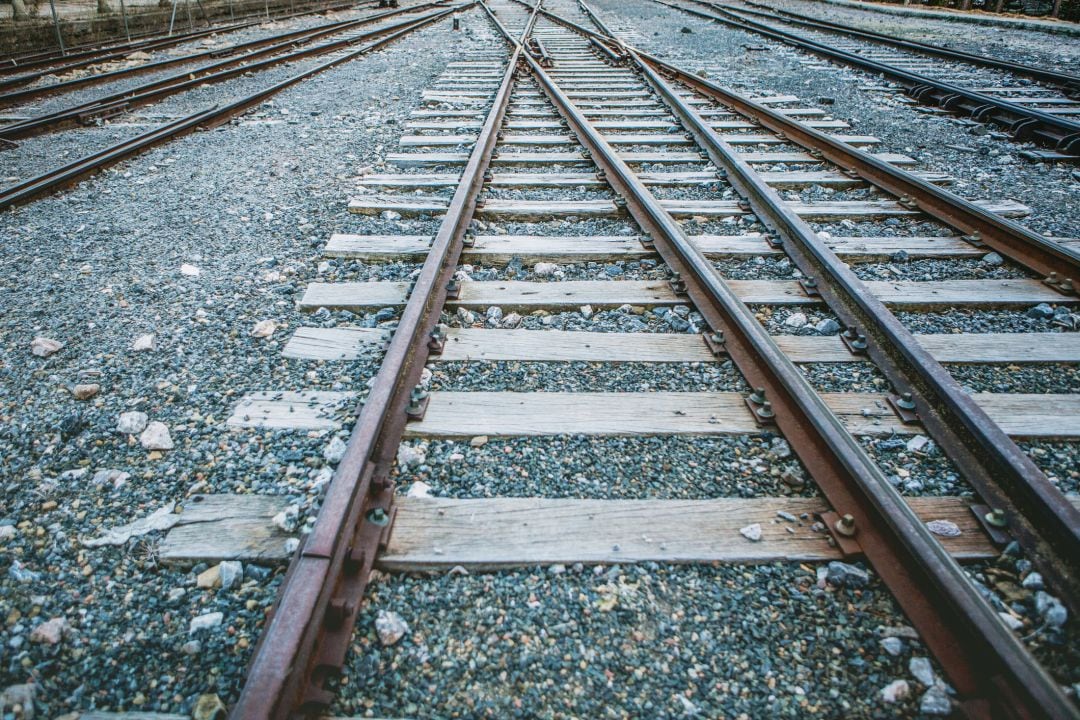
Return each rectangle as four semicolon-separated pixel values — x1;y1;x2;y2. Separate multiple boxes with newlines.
0;1;466;209
654;0;1080;160
0;0;446;140
229;0;1080;717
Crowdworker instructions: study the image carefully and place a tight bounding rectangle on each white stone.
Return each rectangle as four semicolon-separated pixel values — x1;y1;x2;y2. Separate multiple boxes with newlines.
739;523;762;542
140;421;174;450
920;686;952;716
251;319;278;338
534;262;560;277
925;519;961;538
396;444;427;469
580;304;594;319
783;312;808;329
131;333;156;352
272;505;300;533
406;481;432;499
117;411;149;434
30;337;63;357
501;312;522;329
905;435;931;453
381;210;402;221
189;612;224;633
29;617;67;645
180;263;201;277
323;436;348;464
880;679;910;703
375;610;409;646
909;656;936;686
91;469;130;488
0;526;14;542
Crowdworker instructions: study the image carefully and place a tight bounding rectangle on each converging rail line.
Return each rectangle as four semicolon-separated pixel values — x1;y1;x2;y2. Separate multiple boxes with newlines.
216;0;1080;717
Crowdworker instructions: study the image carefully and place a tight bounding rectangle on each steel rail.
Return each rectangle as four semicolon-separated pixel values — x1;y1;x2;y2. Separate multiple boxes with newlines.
0;2;449;141
733;0;1080;90
230;3;533;716
654;0;1080;156
0;1;433;106
0;4;462;211
517;7;1080;718
0;0;369;74
535;0;1080;616
538;0;1080;284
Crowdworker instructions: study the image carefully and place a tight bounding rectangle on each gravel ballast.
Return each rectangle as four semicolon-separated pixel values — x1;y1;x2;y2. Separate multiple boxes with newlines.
0;9;502;715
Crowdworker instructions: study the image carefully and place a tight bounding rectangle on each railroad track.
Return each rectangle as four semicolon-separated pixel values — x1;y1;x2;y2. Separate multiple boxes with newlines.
654;0;1080;161
0;0;447;140
197;0;1080;716
0;1;468;209
0;0;372;73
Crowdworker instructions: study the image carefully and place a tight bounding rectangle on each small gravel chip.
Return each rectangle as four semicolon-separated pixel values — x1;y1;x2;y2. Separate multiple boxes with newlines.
998;612;1024;631
140;421;174;450
880;679;910;703
739;523;762;542
925;520;961;538
1026;303;1054;319
406;481;432;498
29;617;67;645
880;637;904;656
776;511;797;522
814;318;840;335
193;693;226;720
181;640;201;655
72;383;100;400
197;565;222;589
905;435;931;453
1035;591;1068;627
920;685;952;716
375;610;409;646
470;435;489;448
180;263;201;277
1021;572;1044;590
251;319;279;338
909;656;935;686
189;611;224;633
117;411;149;434
219;561;243;590
826;561;869;588
30;337;63;357
131;333;156;351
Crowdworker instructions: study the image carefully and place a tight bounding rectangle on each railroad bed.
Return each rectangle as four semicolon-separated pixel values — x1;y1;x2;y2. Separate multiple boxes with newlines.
1;0;1078;717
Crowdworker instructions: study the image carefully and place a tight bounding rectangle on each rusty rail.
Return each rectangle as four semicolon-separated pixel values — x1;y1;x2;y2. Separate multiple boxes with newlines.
0;4;463;210
0;1;442;108
230;4;533;716
0;2;450;140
